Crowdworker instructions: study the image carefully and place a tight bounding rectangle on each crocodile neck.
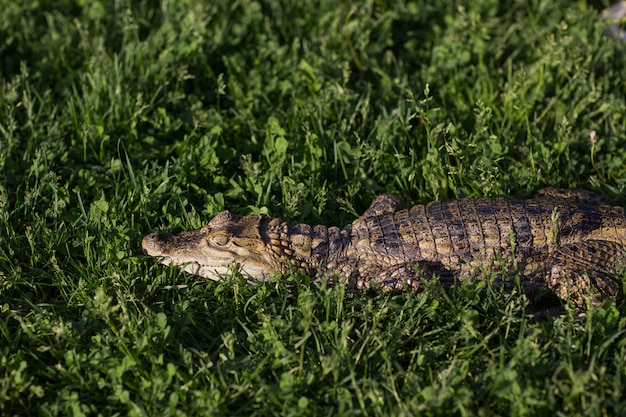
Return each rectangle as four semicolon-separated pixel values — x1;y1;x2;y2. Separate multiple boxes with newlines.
262;217;352;278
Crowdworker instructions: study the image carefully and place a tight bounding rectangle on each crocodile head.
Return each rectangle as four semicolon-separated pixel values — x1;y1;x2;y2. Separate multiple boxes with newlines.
142;211;280;280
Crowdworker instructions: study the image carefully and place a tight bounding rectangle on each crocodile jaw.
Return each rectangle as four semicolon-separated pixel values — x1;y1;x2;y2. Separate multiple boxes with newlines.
142;211;278;280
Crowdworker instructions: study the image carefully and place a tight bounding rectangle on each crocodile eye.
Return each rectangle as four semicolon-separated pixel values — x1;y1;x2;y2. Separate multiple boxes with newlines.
211;232;230;246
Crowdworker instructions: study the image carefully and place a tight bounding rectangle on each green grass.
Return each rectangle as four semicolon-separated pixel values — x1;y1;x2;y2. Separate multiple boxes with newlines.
2;0;626;415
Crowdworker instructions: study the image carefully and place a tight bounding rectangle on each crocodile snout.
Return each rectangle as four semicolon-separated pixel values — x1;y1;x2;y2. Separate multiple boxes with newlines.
142;231;172;256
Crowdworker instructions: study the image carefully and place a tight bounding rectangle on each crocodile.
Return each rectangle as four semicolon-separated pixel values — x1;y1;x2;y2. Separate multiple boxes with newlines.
142;188;626;311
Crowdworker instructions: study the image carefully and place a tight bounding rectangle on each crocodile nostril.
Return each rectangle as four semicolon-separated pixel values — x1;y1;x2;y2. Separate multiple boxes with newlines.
142;232;168;253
